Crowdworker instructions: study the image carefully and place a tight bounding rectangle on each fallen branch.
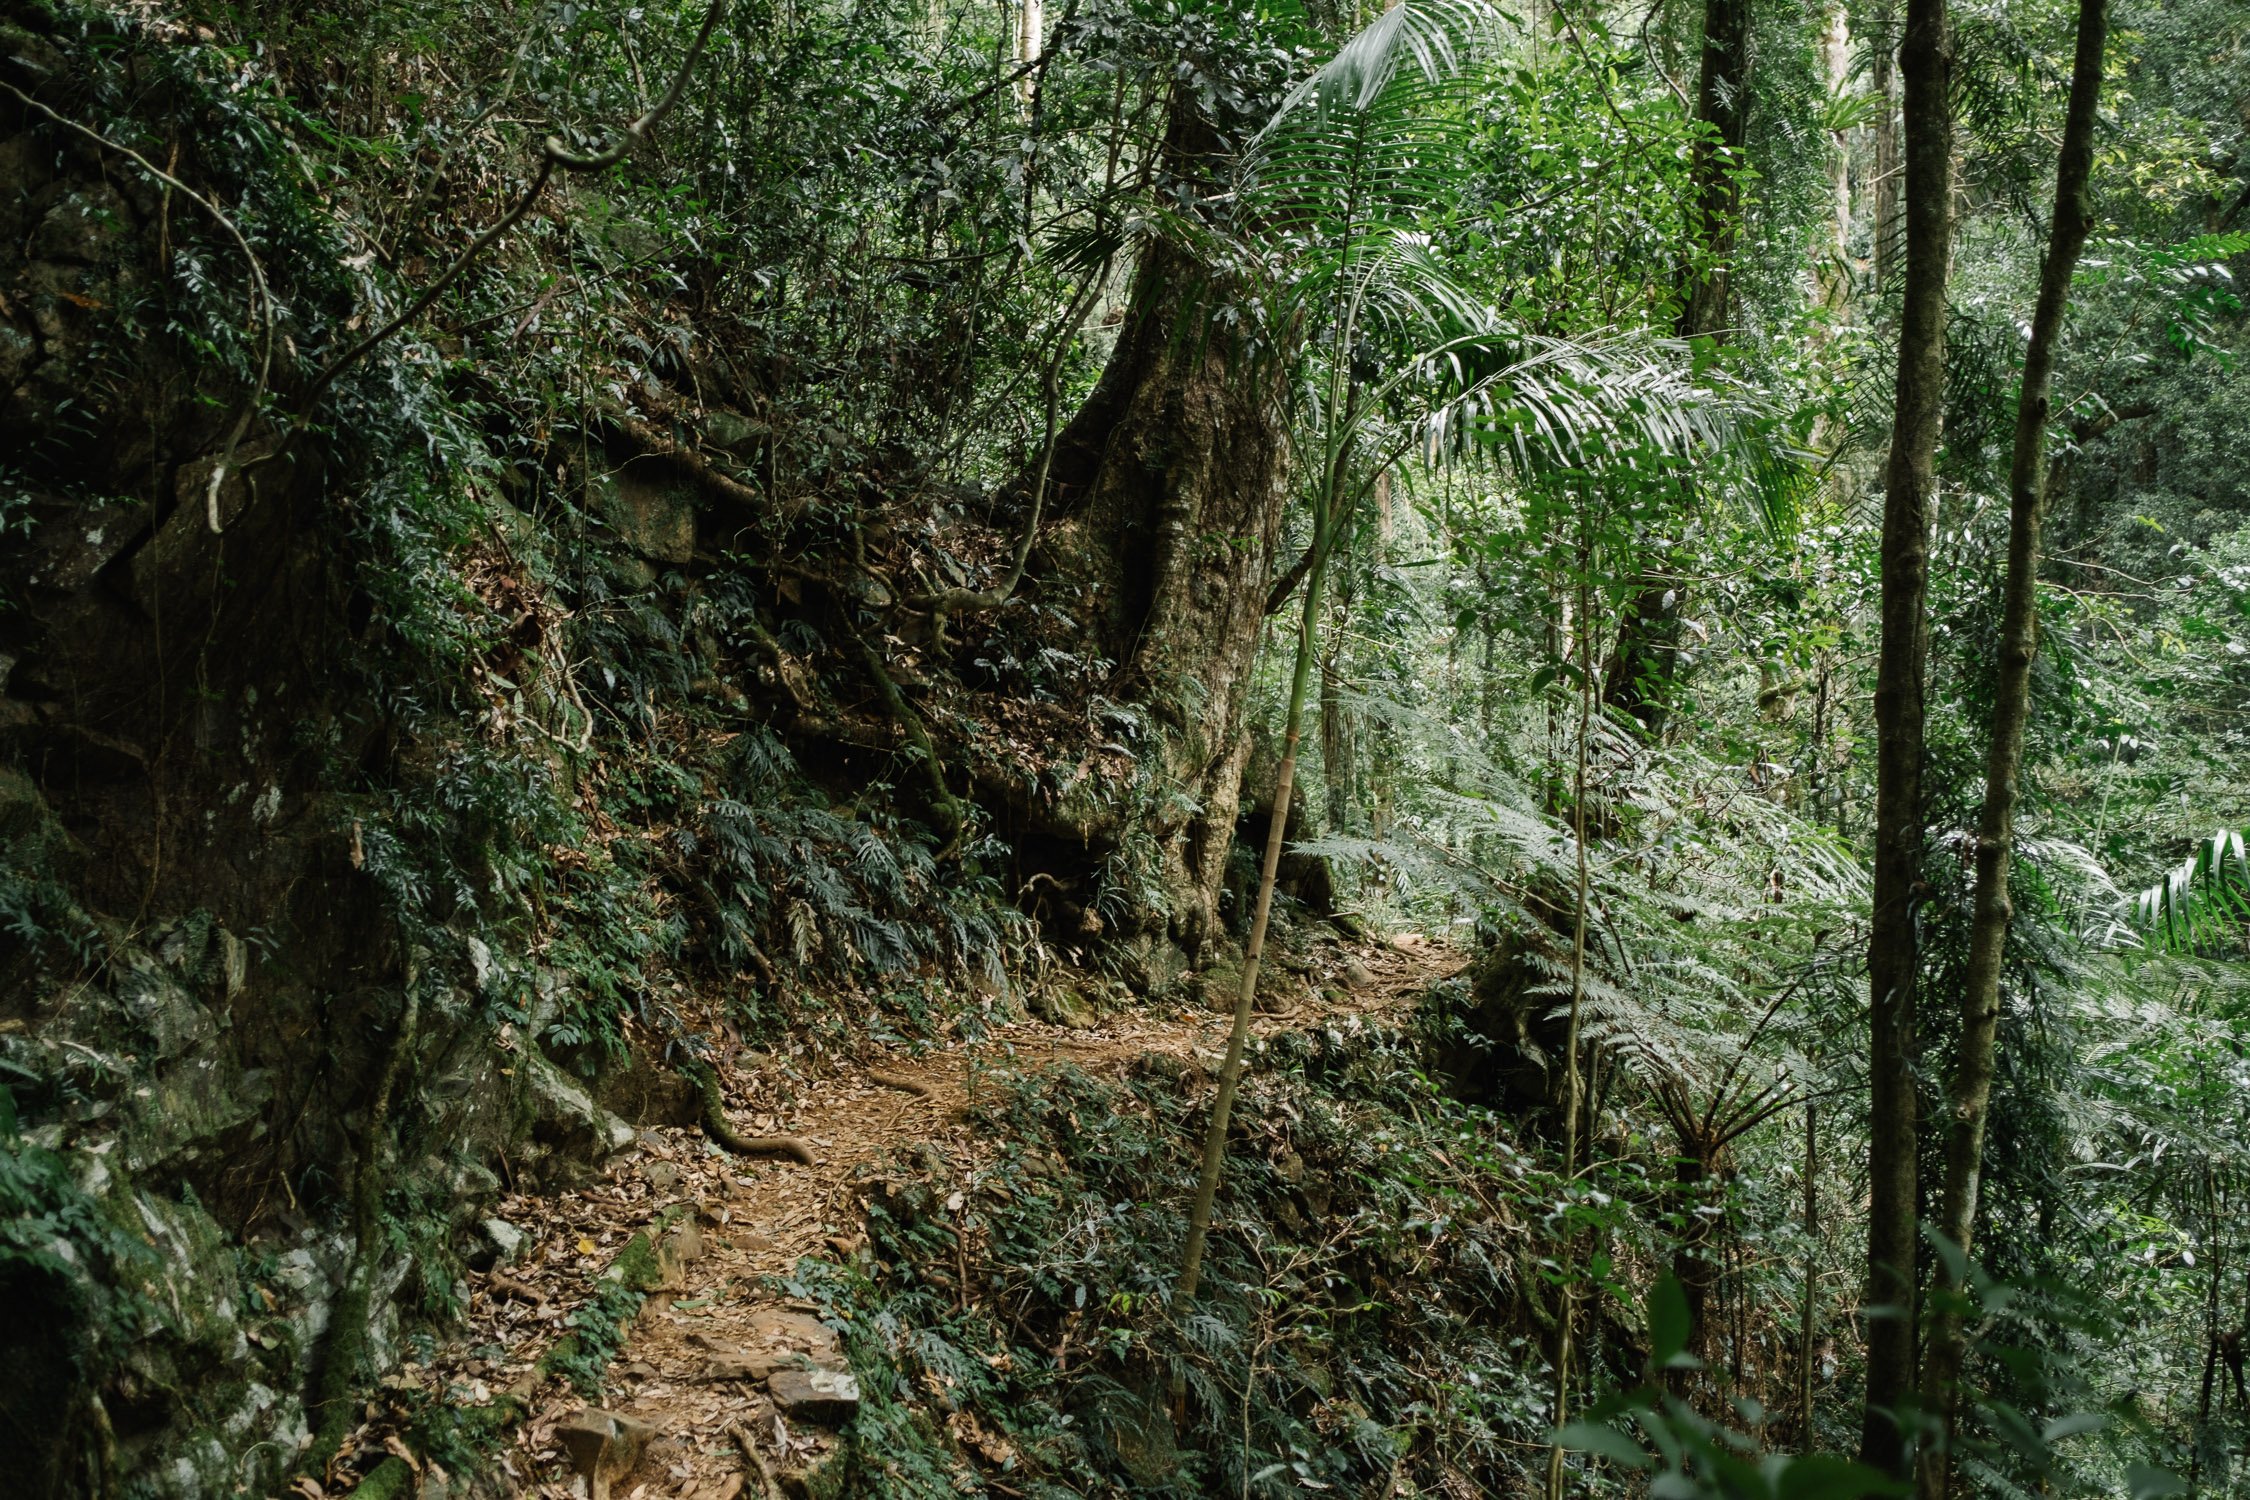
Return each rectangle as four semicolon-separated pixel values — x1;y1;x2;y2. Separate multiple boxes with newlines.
691;1065;816;1166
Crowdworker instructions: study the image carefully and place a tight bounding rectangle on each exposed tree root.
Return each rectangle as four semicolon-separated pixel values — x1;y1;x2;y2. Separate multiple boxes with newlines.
846;624;966;857
730;1423;788;1500
606;410;766;513
691;1066;817;1165
867;1068;934;1097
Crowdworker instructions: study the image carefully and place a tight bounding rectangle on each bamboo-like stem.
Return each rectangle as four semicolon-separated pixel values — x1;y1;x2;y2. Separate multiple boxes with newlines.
1175;503;1332;1313
1545;534;1596;1500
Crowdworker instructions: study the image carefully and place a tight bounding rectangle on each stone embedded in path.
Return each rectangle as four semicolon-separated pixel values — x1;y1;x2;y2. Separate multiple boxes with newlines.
654;1219;705;1288
555;1407;656;1500
689;1309;850;1387
479;1217;526;1264
766;1364;861;1424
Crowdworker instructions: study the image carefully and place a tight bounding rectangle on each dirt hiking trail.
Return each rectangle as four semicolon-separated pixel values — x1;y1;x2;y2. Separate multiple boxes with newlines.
350;934;1463;1500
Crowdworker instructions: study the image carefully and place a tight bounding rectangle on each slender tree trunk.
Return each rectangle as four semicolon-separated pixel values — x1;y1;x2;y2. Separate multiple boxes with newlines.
1913;4;2107;1493
1870;2;1901;289
1672;1141;1723;1381
1545;552;1598;1500
1801;1095;1820;1450
1859;0;1952;1471
1320;653;1355;834
1015;0;1044;107
1602;0;1750;736
1682;0;1751;338
1175;516;1332;1312
1820;1;1854;308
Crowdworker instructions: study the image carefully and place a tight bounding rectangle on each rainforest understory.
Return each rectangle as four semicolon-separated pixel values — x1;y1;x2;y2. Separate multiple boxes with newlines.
2;0;2248;1495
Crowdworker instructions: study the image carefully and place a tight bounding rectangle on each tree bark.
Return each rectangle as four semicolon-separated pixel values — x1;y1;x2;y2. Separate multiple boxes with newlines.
1913;3;2106;1492
1859;0;1951;1472
1681;0;1751;339
1870;1;1901;288
1600;0;1750;735
1320;652;1356;834
999;95;1290;970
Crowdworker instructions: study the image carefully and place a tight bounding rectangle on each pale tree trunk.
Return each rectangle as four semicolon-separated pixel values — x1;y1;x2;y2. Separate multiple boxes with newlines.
1860;0;1951;1472
1870;0;1901;288
1914;2;2107;1492
1015;0;1044;107
1821;2;1854;297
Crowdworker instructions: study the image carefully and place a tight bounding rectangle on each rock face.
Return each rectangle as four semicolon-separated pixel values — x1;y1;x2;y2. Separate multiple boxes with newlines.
690;1308;862;1424
591;458;699;566
0;19;650;1496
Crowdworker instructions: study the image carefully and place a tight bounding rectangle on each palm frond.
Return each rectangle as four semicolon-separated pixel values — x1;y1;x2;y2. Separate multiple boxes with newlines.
2131;828;2250;953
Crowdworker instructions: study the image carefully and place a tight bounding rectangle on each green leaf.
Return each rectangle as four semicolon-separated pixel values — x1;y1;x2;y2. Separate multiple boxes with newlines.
1777;1454;1906;1500
1553;1421;1652;1470
2040;1411;2106;1443
1647;1274;1692;1370
2127;1464;2187;1500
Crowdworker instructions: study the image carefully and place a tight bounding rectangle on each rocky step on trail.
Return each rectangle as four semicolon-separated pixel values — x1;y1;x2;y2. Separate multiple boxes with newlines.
329;935;1461;1500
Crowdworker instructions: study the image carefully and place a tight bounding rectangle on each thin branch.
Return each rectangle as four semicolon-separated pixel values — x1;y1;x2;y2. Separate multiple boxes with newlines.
297;0;727;417
1;80;276;535
904;266;1106;616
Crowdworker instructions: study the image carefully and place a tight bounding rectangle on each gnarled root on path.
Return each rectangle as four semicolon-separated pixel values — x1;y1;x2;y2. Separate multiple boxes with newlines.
866;1068;934;1097
690;1065;816;1166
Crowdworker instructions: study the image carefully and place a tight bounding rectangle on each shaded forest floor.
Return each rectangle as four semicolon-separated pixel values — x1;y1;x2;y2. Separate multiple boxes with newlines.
338;935;1464;1499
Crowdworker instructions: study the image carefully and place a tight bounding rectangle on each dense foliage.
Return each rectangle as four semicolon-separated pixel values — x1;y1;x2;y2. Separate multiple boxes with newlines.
0;0;2246;1491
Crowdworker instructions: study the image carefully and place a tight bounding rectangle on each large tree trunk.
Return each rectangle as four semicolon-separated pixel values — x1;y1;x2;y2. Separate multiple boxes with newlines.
1008;105;1289;973
1914;3;2107;1492
1860;0;1951;1473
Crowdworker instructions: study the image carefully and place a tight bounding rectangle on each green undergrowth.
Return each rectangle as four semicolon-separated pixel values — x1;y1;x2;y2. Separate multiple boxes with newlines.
391;1215;674;1481
782;986;1679;1498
